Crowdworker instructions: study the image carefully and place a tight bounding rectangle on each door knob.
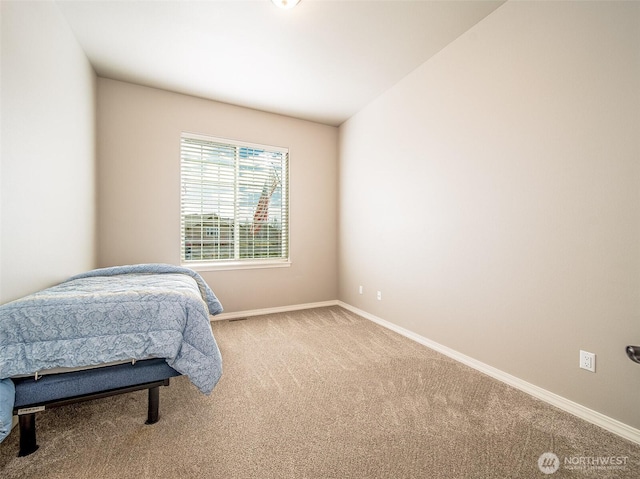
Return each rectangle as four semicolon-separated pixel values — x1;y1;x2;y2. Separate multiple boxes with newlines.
626;346;640;365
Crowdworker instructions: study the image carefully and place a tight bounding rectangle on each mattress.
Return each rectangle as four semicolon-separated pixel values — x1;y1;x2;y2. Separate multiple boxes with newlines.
0;263;224;444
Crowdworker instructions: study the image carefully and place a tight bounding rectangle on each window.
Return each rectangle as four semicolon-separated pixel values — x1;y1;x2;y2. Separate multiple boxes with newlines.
180;133;289;269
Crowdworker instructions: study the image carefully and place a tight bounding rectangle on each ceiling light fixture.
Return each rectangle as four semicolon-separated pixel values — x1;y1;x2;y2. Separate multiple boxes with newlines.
271;0;301;10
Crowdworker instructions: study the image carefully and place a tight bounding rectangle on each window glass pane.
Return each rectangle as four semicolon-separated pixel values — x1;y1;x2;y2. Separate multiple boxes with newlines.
180;134;289;264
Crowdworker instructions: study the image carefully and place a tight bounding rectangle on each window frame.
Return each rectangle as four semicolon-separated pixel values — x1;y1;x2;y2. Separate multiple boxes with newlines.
180;132;291;272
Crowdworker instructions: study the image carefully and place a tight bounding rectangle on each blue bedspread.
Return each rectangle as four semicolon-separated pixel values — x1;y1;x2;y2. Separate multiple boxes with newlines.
0;264;223;443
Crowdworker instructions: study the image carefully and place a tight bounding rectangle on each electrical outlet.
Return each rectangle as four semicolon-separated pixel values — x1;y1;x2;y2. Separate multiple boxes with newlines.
377;291;382;301
579;350;596;372
358;285;363;295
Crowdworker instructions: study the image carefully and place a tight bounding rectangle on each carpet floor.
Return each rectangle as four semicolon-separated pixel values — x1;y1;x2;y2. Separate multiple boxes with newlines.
0;306;638;478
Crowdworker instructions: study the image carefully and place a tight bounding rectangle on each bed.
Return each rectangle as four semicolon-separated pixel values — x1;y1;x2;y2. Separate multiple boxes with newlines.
0;263;223;456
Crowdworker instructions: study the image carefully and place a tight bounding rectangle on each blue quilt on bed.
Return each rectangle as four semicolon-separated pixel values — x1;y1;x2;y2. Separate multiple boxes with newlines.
0;264;223;443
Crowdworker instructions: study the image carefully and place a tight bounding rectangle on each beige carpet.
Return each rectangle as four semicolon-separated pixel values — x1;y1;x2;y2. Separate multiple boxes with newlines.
0;306;638;478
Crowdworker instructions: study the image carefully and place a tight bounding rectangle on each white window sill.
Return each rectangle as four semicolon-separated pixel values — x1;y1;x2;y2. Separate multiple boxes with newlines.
183;259;291;272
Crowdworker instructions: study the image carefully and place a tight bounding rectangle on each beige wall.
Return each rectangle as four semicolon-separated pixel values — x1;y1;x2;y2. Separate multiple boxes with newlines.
97;79;338;312
339;1;640;428
0;0;97;303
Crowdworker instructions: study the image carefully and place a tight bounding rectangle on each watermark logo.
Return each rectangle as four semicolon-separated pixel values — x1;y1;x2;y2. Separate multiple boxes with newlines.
564;455;628;472
537;452;629;474
538;452;560;475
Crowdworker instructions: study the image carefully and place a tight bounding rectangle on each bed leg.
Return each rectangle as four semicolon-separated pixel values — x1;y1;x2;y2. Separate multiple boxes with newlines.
18;413;39;457
146;386;160;424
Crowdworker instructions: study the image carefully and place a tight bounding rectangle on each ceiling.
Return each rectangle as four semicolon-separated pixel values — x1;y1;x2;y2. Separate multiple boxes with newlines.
57;0;505;126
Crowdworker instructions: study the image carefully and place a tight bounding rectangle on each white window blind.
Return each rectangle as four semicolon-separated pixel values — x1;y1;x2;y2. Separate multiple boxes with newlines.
180;133;289;267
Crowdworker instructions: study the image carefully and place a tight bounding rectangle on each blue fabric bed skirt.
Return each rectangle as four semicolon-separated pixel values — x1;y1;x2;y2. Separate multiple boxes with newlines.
13;359;180;409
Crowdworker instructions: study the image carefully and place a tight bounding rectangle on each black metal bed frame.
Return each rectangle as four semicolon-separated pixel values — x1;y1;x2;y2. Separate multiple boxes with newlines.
11;359;179;457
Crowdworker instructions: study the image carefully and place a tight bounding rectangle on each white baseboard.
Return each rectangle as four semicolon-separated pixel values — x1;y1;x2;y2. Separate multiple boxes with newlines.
337;301;640;446
212;300;340;321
